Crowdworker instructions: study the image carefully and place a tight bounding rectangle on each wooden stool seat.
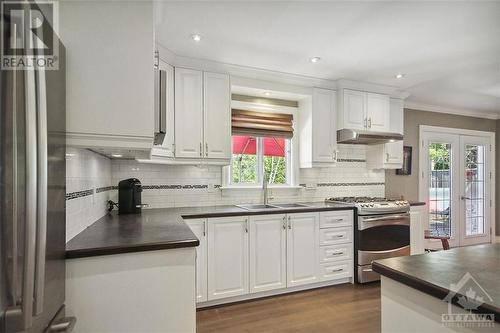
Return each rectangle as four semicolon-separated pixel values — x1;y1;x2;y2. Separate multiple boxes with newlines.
424;233;450;250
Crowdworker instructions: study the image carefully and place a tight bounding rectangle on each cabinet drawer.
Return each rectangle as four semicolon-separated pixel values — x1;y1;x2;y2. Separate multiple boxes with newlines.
318;261;352;281
319;243;352;263
320;210;353;228
319;227;352;246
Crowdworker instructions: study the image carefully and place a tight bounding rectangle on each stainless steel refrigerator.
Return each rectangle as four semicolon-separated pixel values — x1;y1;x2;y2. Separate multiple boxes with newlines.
1;5;74;333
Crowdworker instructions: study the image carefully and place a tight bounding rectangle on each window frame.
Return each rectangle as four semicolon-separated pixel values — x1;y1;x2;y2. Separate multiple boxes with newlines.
230;136;292;187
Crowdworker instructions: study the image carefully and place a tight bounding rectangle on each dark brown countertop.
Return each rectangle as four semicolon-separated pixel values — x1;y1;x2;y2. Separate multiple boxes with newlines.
373;244;500;322
409;201;426;206
66;202;355;259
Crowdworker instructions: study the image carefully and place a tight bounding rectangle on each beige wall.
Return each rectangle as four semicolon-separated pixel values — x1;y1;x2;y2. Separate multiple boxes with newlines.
497;120;500;236
385;109;496;204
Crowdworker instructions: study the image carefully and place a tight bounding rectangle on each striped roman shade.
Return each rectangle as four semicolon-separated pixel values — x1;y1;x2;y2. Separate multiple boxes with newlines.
231;109;294;138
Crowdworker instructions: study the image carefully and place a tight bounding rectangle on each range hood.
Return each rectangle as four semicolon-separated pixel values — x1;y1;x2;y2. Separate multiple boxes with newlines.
337;129;403;145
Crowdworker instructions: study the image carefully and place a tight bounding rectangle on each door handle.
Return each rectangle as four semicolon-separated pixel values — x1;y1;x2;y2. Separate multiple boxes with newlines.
199;142;202;157
368;117;372;128
205;143;208;157
35;57;48;316
364;117;367;129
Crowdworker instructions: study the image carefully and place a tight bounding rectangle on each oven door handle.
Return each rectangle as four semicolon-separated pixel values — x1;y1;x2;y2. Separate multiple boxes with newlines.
359;213;410;230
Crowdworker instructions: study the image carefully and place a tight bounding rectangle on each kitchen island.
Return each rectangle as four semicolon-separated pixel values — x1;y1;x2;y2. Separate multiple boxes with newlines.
373;243;500;333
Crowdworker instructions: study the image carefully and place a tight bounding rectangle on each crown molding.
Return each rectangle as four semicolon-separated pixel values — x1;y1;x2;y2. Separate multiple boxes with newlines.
404;101;500;120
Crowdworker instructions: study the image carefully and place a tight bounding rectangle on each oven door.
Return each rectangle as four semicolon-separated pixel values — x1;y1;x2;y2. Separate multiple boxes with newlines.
357;213;410;283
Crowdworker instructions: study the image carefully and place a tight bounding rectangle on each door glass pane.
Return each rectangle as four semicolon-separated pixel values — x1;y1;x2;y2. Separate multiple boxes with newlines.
428;143;452;237
465;144;485;235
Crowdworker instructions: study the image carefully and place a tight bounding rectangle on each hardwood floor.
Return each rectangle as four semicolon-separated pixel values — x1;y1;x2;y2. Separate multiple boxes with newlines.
197;283;381;333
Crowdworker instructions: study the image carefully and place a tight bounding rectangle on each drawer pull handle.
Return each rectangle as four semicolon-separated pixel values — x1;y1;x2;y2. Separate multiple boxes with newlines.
329;268;343;273
330;252;343;256
334;235;344;238
330;218;344;222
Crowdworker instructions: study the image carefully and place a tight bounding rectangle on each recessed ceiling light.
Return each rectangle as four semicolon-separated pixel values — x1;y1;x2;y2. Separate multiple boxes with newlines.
263;91;271;96
111;154;123;158
395;73;406;79
191;34;201;42
310;57;321;63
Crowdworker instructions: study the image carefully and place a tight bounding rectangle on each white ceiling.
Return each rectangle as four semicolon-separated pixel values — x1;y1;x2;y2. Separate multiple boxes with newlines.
156;1;500;117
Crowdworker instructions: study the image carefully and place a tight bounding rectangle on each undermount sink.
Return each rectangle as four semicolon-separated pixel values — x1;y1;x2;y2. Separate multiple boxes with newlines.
235;203;311;211
274;203;310;208
236;204;280;211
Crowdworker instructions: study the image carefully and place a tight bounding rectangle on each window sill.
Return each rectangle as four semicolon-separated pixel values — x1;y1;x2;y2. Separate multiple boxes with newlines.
219;185;303;191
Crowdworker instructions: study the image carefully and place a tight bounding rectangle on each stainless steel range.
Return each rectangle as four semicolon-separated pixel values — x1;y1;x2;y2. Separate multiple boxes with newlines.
326;197;411;283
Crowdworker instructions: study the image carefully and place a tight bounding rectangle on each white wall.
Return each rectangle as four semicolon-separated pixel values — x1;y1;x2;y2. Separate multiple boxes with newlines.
66;148;112;242
110;144;385;208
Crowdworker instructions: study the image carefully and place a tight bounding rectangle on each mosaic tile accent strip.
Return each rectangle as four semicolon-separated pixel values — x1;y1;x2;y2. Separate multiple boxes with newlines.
95;186;114;193
337;158;366;163
66;189;94;201
317;182;385;187
297;182;385;188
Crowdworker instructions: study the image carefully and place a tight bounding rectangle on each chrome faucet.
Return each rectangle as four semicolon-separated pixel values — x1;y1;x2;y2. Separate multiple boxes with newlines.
263;173;269;205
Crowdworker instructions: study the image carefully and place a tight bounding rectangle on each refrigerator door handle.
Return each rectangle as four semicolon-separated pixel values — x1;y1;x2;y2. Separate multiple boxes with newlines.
21;54;38;330
34;58;48;315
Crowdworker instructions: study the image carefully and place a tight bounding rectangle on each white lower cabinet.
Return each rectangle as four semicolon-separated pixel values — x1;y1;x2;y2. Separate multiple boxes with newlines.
185;219;208;303
207;216;249;300
249;214;287;293
188;210;354;305
410;205;427;255
286;212;320;287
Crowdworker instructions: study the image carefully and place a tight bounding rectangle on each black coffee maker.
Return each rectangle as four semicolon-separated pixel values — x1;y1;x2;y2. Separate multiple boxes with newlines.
118;178;144;214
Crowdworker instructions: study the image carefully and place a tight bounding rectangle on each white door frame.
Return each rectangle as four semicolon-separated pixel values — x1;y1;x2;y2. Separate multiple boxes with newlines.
418;125;496;248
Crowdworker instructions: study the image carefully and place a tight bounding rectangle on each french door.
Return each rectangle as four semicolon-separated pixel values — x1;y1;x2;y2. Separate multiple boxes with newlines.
420;130;492;248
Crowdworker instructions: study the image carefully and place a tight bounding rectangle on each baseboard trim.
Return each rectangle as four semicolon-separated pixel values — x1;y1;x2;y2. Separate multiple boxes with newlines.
196;277;352;309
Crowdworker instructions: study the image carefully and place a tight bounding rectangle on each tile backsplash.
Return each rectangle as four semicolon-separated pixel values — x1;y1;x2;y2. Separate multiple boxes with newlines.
66;148;112;241
66;145;385;241
109;144;385;208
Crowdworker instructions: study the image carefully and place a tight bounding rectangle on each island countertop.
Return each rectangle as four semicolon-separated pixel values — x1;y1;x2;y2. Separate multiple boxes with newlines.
66;202;355;259
373;243;500;322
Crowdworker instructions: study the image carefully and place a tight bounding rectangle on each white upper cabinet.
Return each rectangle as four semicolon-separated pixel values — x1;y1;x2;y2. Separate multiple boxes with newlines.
342;89;366;130
300;88;337;168
61;1;155;150
207;216;249;300
151;60;175;158
249;214;287;293
175;68;204;158
366;93;390;132
338;89;391;133
185;219;208;303
286;213;319;287
203;72;231;160
365;98;405;169
312;88;337;163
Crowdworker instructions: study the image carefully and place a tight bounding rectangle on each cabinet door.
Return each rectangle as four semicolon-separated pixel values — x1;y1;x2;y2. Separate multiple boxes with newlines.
385;141;404;166
207;216;249;300
343;89;366;130
286;212;319;287
249;214;287;293
174;67;203;158
152;61;175;158
203;72;231;160
186;219;207;303
366;93;390;132
312;88;337;163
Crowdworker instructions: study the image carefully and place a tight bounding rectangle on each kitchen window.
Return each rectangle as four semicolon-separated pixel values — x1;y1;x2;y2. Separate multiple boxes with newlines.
230;109;294;186
231;135;291;185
